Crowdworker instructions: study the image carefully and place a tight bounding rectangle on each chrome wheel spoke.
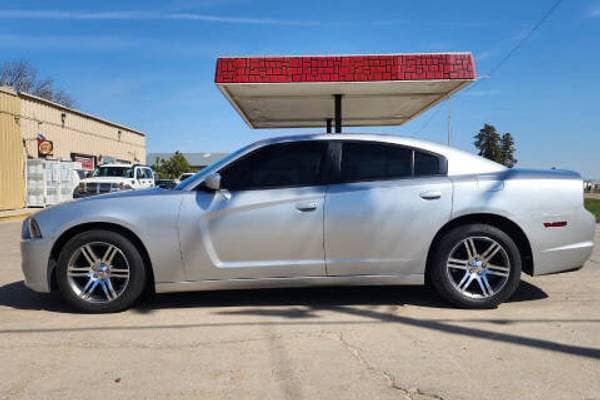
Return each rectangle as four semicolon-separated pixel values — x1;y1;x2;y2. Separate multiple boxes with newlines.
81;279;99;299
67;266;90;277
110;268;130;279
101;280;117;301
105;279;118;299
67;272;90;277
463;238;477;259
457;272;474;291
80;245;99;267
477;275;493;297
486;264;510;277
102;245;119;265
481;242;501;263
447;258;469;270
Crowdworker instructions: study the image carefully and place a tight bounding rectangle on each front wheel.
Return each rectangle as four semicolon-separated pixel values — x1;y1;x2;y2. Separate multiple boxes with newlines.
430;224;522;308
55;230;147;313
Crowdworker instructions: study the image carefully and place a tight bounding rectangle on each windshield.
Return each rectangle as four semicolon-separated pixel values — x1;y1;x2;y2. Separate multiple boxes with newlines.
92;166;134;178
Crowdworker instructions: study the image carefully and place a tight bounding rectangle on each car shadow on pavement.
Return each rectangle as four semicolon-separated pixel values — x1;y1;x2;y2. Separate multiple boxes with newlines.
0;279;548;314
2;279;600;360
135;279;549;312
0;281;65;312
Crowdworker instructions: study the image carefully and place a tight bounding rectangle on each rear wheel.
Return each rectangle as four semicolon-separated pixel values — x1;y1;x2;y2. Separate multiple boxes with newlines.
430;224;521;308
56;230;147;313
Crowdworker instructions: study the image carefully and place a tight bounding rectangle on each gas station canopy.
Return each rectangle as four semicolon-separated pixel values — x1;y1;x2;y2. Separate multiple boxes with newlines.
215;53;475;130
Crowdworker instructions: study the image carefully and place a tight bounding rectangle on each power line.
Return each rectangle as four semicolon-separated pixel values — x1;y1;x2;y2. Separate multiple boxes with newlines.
415;106;443;135
485;0;564;79
414;0;564;136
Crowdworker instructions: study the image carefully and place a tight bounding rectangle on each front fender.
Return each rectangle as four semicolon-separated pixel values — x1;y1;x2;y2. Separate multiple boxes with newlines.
34;192;186;285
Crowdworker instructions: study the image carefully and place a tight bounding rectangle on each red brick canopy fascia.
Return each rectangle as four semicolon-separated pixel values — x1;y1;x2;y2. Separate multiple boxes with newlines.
215;53;475;84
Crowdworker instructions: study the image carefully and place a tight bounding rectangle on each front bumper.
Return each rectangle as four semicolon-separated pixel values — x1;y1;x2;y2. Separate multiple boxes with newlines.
21;237;54;293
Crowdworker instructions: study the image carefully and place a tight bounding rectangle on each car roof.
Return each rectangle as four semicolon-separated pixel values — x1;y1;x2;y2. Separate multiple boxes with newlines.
252;133;448;152
180;133;506;191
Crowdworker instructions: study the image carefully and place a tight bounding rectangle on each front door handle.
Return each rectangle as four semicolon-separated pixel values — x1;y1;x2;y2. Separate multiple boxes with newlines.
296;201;319;212
419;191;442;200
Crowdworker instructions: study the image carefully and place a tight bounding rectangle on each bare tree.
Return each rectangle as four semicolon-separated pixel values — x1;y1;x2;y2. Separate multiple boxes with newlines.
0;60;75;107
52;89;75;109
0;60;36;92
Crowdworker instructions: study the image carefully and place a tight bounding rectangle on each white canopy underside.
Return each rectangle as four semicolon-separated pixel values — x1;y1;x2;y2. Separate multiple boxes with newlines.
217;79;472;129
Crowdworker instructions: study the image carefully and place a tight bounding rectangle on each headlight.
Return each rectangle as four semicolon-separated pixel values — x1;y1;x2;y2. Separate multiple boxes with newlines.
74;183;85;194
22;217;42;239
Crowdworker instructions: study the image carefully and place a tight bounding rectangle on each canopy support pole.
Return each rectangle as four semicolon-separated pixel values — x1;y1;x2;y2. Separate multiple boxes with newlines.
334;94;342;133
447;96;452;145
326;118;332;133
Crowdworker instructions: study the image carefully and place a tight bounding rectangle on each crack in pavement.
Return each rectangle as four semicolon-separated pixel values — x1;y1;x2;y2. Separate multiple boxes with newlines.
330;332;445;400
0;331;328;351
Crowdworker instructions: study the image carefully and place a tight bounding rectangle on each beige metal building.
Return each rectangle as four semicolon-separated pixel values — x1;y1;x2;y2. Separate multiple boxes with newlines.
0;86;145;210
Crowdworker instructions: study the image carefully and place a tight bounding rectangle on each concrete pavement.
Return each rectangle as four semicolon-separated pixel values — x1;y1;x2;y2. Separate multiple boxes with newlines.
0;219;599;400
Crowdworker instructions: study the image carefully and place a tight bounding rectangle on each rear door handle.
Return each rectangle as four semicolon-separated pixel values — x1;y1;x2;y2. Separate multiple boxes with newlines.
419;191;442;200
296;201;319;212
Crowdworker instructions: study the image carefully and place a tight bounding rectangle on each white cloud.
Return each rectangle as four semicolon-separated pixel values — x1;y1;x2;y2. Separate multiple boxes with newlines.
476;50;493;61
0;33;243;57
588;6;600;17
0;9;320;26
0;34;137;49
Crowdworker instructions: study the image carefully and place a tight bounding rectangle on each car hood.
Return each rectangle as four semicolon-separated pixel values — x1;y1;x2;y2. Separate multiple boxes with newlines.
78;187;164;201
31;187;181;241
80;177;133;184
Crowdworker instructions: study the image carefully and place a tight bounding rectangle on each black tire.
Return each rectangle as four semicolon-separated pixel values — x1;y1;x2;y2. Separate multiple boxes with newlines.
55;230;147;313
429;224;521;309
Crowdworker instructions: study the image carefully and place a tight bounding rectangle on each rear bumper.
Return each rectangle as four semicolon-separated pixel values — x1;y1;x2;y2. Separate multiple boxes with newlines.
531;210;596;276
21;238;53;293
533;240;594;275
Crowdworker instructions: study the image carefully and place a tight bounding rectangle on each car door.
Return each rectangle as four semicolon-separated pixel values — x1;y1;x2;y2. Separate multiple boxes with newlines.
143;168;155;187
133;167;144;189
179;140;330;281
324;141;453;276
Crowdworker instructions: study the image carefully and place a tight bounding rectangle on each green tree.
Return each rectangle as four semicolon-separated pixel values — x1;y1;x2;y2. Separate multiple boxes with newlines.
500;132;517;168
474;123;502;163
152;151;192;179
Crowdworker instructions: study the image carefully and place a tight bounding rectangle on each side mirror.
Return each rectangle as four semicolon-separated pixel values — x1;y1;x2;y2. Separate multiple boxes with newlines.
203;173;222;191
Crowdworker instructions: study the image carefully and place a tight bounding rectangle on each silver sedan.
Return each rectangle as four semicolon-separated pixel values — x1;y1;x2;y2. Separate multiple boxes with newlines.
21;134;596;312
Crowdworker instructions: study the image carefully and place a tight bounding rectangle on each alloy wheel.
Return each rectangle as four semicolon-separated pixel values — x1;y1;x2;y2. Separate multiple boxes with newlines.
66;241;131;303
446;236;511;298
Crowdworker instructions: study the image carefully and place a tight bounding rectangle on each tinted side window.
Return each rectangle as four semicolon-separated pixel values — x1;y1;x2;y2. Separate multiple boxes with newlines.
340;142;412;182
220;141;328;191
414;151;441;176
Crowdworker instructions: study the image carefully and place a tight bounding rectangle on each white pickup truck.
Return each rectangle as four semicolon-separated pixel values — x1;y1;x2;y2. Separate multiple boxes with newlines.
73;164;154;198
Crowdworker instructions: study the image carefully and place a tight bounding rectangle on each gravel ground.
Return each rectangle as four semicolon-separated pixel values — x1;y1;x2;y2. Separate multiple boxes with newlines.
0;219;599;400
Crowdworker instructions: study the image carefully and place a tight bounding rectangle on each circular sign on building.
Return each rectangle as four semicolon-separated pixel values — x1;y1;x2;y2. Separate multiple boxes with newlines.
37;140;54;157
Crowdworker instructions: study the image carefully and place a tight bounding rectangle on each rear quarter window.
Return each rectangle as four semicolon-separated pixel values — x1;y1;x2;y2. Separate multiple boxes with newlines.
414;151;442;176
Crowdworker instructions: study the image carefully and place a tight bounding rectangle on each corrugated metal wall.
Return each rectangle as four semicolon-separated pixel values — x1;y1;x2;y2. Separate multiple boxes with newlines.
0;88;146;211
20;94;145;164
0;88;25;210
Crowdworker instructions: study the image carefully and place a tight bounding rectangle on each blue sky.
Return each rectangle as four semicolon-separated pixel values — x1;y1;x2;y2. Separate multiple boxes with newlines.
1;0;599;178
